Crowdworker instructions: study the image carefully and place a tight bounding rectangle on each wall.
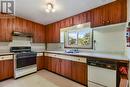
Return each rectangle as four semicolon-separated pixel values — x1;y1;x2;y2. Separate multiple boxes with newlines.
128;0;130;21
0;36;45;53
93;24;126;54
127;0;130;86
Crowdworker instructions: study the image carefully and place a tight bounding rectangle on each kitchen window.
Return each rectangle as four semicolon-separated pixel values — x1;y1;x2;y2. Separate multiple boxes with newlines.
62;24;93;49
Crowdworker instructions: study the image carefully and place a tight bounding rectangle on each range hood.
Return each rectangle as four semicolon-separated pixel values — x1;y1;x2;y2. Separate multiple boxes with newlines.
12;32;33;37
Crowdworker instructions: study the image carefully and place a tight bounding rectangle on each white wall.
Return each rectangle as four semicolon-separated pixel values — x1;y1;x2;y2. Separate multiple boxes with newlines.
93;27;125;54
128;0;130;21
127;0;130;86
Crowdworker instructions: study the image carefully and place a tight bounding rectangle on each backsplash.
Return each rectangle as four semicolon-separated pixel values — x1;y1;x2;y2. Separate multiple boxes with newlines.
0;36;45;52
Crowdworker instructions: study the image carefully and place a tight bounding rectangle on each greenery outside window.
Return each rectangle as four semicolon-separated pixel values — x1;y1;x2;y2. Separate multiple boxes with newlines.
64;26;93;49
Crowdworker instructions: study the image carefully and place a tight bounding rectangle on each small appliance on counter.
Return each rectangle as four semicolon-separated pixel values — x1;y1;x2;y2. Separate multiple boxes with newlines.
10;47;37;79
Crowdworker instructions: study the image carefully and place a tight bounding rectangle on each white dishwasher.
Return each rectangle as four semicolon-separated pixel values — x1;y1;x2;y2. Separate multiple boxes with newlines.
88;58;117;87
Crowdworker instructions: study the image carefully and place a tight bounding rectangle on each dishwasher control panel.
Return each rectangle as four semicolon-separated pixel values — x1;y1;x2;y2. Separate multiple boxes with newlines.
87;58;117;70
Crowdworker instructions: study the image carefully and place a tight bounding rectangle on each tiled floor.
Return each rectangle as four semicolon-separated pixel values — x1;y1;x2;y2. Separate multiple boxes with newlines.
0;70;85;87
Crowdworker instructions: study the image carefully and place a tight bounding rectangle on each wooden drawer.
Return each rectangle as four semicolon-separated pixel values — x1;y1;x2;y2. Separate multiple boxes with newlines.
37;53;43;57
44;53;87;63
0;55;13;61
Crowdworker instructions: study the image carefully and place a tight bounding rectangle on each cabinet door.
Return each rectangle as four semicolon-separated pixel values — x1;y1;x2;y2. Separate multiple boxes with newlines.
0;61;4;80
0;17;14;42
14;17;24;32
60;17;73;28
91;7;104;28
0;60;13;81
108;0;127;24
73;12;90;25
44;56;52;71
71;61;87;85
60;59;71;79
33;24;45;43
45;24;54;43
53;22;61;43
3;60;14;79
51;58;60;74
37;56;44;70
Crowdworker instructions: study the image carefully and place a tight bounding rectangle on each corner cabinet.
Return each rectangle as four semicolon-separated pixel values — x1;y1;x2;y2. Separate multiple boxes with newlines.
37;56;45;70
33;24;45;43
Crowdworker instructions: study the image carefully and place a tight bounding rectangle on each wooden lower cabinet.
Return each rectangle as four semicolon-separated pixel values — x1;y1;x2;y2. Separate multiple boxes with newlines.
44;56;52;71
0;60;14;81
51;58;61;74
71;61;87;85
37;56;45;70
60;59;72;79
44;56;87;86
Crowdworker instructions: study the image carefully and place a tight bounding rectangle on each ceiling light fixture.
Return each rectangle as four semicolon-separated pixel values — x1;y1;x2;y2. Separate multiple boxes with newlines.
45;3;55;13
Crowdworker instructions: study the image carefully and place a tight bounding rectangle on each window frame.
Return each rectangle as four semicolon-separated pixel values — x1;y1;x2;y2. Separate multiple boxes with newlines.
64;28;93;49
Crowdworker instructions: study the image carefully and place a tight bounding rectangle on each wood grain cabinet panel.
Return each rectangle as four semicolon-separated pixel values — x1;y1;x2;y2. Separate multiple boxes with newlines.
107;0;127;24
0;17;14;42
73;12;91;25
0;60;13;81
33;23;45;43
71;61;87;85
60;59;72;79
44;56;52;71
60;17;73;28
51;58;61;74
37;56;45;70
91;0;127;27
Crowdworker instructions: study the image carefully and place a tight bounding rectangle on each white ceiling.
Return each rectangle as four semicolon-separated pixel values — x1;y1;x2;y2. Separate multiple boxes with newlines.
15;0;114;25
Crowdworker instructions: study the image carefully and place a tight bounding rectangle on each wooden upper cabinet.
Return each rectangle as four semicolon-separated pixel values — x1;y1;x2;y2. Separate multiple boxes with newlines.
14;17;33;33
73;12;91;25
33;23;45;43
45;24;53;43
107;0;127;24
45;22;61;43
60;17;73;28
53;22;61;43
0;17;14;42
14;17;24;32
91;0;127;27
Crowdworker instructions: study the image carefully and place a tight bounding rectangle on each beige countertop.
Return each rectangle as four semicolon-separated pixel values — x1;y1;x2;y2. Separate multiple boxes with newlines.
44;51;129;61
0;52;14;56
0;51;128;61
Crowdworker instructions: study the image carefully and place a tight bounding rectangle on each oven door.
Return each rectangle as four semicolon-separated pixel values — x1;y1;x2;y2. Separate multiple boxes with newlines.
16;55;36;69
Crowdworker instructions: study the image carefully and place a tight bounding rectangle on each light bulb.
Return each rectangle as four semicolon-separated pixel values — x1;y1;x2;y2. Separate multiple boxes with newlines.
47;4;52;10
52;8;55;12
46;9;50;13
